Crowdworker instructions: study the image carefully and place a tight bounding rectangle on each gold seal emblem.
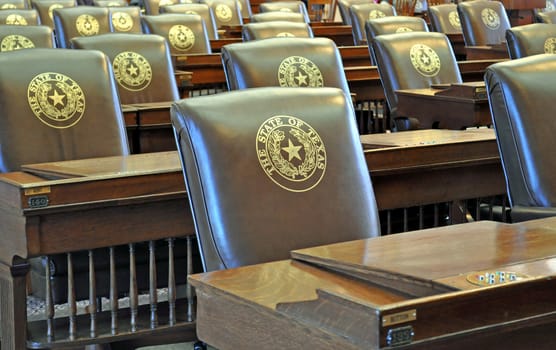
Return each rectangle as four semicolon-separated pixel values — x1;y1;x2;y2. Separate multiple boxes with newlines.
111;11;133;32
1;3;16;9
1;34;34;51
448;11;461;29
410;44;441;77
76;14;100;36
278;56;324;87
5;14;27;25
27;72;86;129
48;4;64;21
368;10;386;19
168;24;195;51
544;37;556;54
256;115;326;192
276;32;295;38
481;8;500;30
215;4;233;22
395;26;413;33
112;51;152;91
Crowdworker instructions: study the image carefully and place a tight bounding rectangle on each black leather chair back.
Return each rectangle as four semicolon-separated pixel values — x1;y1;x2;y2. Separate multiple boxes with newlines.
0;24;54;50
199;0;243;29
143;0;179;15
160;3;219;40
485;54;556;221
108;6;142;33
506;23;556;59
171;87;380;271
370;32;461;129
242;21;313;40
52;6;111;48
141;13;212;55
349;2;396;45
258;0;309;23
221;37;350;95
457;0;510;46
0;9;41;25
250;11;306;23
31;0;76;29
71;33;180;104
336;0;370;25
0;48;128;172
428;4;462;34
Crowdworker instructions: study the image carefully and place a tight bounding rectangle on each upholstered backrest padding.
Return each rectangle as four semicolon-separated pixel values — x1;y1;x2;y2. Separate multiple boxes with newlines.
0;48;129;172
171;87;380;271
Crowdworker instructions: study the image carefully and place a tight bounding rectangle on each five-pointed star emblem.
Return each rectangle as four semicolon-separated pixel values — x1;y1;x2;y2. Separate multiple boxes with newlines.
49;89;65;107
295;72;308;86
127;64;138;76
282;139;302;161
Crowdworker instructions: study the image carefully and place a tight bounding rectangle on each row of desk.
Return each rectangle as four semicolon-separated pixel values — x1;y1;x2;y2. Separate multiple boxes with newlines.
0;129;504;349
125;47;502;154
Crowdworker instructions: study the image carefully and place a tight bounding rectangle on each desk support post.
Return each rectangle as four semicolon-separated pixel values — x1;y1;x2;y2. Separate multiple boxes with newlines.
0;259;30;350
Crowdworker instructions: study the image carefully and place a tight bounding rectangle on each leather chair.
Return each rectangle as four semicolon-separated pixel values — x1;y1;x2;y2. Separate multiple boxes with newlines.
370;32;462;130
428;3;462;34
457;0;510;46
199;0;243;29
538;10;556;24
236;0;251;20
337;0;372;25
141;14;212;55
31;0;76;30
250;11;307;23
242;21;313;40
349;2;396;45
364;15;429;64
108;5;142;33
71;33;180;104
160;3;219;40
92;0;127;6
0;24;54;50
171;87;381;272
0;48;129;302
143;0;179;15
506;23;556;59
52;6;111;48
220;37;350;95
258;0;310;23
485;54;556;222
0;9;41;25
0;0;26;9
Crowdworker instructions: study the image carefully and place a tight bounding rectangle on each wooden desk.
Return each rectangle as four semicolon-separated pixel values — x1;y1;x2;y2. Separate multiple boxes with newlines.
0;152;196;349
395;84;491;129
0;129;503;348
190;217;556;350
465;44;509;60
122;102;176;154
361;129;503;210
501;0;545;26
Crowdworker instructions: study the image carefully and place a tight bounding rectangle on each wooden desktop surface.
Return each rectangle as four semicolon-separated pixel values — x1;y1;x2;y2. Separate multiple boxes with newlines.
395;85;491;130
0;129;503;349
190;217;556;350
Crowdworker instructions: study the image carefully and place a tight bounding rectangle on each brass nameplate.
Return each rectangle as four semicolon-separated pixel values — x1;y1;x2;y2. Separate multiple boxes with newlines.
382;309;417;327
24;186;51;196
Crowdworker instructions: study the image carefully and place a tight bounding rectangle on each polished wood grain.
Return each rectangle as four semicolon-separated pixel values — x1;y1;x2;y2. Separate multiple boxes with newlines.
191;218;556;350
362;129;503;209
395;87;490;129
465;44;510;60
